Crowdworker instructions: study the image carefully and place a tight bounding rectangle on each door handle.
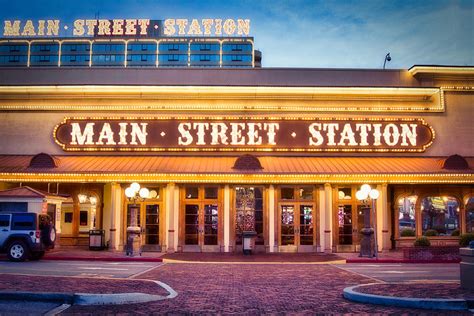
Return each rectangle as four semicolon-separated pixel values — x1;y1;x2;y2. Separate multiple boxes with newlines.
1;229;7;232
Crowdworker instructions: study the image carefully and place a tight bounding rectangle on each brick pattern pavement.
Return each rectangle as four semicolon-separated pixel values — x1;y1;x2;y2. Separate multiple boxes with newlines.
355;283;474;299
62;264;469;314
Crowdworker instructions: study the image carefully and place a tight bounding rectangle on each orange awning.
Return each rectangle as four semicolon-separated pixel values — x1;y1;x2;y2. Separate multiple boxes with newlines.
0;155;472;184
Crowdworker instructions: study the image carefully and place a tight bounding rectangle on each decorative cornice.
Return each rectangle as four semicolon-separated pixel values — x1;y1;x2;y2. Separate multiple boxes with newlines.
0;85;444;113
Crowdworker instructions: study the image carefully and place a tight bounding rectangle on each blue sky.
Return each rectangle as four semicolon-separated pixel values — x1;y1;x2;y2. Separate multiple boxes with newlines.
0;0;472;68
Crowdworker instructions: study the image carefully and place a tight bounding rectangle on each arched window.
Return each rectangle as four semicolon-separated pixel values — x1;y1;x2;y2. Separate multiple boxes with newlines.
466;197;474;233
421;196;459;236
398;196;416;237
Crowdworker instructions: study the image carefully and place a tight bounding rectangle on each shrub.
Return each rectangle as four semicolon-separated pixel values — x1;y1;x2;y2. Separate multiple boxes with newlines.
414;236;431;247
400;228;416;237
451;229;460;237
424;229;438;237
433;226;447;235
459;233;474;247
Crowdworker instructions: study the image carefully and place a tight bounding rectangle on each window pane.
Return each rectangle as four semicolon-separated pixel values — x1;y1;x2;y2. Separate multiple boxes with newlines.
299;187;313;200
11;213;35;230
338;205;352;245
281;187;294;200
185;187;199;199
398;196;417;237
0;202;28;213
64;212;73;223
0;215;10;227
467;197;474;233
338;188;352;200
421;196;459;236
79;211;88;226
204;187;218;199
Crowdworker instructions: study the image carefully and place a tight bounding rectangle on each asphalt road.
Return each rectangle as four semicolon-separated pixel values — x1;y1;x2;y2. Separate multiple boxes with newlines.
0;260;163;278
334;263;460;282
0;300;64;315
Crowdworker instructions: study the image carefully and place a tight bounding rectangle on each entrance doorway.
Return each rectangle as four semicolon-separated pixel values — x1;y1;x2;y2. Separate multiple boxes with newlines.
334;187;364;252
126;202;162;251
180;186;221;252
278;186;318;252
124;187;163;252
234;186;265;252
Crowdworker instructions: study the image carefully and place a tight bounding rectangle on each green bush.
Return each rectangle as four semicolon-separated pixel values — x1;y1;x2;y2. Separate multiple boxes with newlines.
451;229;460;237
424;229;438;237
433;226;447;235
459;233;474;247
400;228;416;237
414;236;431;247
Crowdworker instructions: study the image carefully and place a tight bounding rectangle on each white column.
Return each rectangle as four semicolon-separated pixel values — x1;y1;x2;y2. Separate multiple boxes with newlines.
324;183;333;253
377;184;389;251
224;185;230;252
103;183;122;251
173;184;179;251
165;183;175;252
318;186;325;253
268;185;275;253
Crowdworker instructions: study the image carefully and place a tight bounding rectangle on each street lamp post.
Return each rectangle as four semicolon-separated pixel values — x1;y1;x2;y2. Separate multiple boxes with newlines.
124;182;149;256
356;184;380;258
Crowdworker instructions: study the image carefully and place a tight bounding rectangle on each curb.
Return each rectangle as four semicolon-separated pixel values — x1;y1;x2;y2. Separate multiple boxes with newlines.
162;259;347;265
343;283;472;311
0;281;177;306
346;259;461;264
43;256;163;262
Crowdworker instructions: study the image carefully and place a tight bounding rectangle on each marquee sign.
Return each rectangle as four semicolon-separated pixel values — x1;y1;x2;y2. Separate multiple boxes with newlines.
53;117;434;153
2;18;250;37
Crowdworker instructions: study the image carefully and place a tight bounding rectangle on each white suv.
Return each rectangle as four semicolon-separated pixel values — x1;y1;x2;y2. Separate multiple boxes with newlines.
0;212;56;261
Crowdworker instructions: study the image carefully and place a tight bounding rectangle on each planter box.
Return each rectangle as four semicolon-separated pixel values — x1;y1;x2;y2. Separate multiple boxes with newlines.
403;246;460;261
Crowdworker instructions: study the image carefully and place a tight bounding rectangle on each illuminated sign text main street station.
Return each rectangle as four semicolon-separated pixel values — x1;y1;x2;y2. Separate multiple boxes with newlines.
54;117;434;152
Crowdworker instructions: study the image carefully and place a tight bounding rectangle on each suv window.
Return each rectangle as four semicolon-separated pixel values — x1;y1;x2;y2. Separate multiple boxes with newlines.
11;213;36;230
0;214;9;227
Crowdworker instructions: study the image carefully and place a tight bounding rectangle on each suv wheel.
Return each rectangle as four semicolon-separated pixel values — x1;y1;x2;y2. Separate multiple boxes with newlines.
7;240;30;262
41;225;56;247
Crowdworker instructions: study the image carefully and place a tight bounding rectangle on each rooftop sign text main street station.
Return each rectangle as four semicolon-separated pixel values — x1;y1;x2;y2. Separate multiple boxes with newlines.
2;18;251;37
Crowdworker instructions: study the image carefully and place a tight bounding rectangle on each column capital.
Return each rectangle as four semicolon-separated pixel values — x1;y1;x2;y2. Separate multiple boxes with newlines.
324;183;331;189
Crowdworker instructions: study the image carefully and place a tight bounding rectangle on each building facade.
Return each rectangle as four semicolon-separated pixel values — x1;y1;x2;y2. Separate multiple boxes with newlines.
0;65;473;253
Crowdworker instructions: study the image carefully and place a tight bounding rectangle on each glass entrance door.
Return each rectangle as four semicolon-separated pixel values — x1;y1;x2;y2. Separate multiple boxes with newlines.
181;185;221;252
335;187;362;252
144;204;160;249
183;203;219;251
279;204;315;251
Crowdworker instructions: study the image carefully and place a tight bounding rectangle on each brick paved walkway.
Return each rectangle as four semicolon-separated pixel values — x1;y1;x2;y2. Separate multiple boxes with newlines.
59;264;470;314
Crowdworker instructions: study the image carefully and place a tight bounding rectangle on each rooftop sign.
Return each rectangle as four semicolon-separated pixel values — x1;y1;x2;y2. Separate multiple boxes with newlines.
2;18;251;38
54;117;435;153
